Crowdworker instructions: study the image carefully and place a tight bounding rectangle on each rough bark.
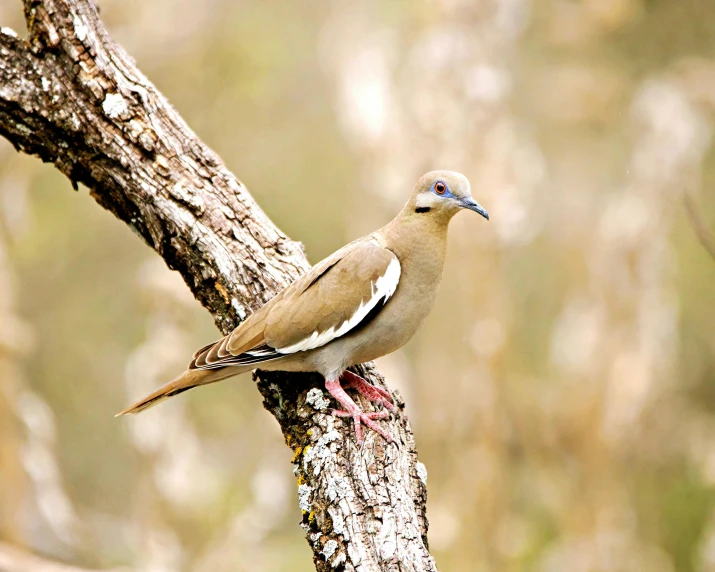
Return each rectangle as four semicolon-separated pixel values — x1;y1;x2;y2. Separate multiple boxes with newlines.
0;1;436;570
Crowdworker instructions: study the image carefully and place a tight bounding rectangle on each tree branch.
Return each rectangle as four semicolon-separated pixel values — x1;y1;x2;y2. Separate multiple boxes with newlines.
0;1;435;570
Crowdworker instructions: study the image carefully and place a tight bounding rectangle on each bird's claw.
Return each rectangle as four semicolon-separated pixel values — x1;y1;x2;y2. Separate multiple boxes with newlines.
324;377;395;444
332;409;393;444
340;371;395;411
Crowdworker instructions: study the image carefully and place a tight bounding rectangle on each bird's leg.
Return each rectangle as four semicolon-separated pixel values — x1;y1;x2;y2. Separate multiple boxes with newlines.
340;370;394;411
324;378;394;444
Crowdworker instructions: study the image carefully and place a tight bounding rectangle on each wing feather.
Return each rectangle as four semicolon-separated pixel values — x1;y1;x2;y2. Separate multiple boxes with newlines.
189;238;400;371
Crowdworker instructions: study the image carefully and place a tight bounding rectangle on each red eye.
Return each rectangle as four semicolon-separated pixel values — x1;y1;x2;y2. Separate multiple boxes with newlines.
435;182;446;195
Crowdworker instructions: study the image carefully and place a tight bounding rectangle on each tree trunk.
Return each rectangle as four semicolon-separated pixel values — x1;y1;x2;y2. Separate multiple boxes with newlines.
0;1;436;570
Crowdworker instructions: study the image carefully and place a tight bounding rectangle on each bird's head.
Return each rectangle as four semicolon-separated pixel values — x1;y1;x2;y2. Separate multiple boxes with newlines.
408;170;489;221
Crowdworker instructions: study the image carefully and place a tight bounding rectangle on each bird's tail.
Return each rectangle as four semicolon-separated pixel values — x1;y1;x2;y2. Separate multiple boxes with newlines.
116;367;236;416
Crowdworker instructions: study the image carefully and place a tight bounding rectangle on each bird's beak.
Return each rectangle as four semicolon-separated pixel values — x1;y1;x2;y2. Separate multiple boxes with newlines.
459;198;489;220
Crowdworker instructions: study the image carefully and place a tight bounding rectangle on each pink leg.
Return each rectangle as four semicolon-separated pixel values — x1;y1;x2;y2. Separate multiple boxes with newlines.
325;378;394;444
340;370;394;411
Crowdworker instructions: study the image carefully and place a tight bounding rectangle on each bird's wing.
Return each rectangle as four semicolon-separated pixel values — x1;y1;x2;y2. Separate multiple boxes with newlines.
190;237;400;370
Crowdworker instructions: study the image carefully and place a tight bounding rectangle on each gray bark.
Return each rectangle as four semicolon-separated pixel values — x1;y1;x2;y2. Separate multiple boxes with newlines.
0;1;436;570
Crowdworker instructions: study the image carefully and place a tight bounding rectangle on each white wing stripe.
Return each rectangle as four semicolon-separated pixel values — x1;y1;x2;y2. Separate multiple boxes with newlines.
246;349;276;357
276;256;401;354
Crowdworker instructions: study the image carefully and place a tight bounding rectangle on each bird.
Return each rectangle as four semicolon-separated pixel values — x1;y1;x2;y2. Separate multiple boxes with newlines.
117;170;489;443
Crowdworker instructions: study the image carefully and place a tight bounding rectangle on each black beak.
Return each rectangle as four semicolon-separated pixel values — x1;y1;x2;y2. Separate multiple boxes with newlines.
460;198;489;220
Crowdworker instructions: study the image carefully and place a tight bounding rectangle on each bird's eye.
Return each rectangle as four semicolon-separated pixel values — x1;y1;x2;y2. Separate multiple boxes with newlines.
435;182;446;195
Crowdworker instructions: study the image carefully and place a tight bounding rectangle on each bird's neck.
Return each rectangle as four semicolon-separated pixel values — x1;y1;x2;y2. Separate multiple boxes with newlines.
378;211;450;273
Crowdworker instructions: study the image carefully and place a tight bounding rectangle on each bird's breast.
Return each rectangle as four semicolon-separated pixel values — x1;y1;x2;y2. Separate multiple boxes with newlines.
332;239;447;367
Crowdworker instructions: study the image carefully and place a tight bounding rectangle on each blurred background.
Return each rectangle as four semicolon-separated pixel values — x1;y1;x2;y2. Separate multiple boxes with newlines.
1;0;715;570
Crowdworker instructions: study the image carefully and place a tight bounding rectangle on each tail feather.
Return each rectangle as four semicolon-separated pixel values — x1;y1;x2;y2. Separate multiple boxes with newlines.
116;368;232;416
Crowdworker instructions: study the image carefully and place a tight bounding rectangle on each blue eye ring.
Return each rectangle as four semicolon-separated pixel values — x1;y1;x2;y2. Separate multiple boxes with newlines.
434;181;447;195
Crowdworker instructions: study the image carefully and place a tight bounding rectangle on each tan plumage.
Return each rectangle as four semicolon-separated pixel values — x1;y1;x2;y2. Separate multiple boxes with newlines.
118;170;489;443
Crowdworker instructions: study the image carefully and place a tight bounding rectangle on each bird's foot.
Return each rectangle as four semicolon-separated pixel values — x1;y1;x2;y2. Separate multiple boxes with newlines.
325;378;394;444
340;370;394;411
332;409;392;444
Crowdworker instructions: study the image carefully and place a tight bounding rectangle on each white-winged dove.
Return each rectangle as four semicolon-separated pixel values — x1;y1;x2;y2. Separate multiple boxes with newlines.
118;171;489;443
